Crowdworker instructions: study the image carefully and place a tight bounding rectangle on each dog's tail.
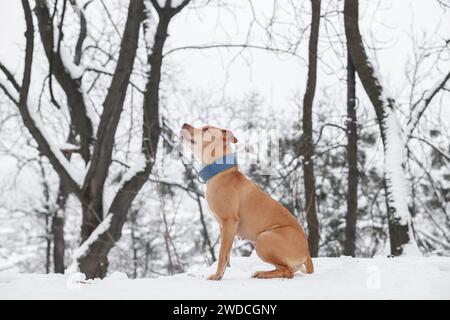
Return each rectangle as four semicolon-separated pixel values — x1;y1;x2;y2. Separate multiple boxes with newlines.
304;255;314;274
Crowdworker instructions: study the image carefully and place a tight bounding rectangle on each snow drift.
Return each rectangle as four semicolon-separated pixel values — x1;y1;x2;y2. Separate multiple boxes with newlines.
1;254;449;299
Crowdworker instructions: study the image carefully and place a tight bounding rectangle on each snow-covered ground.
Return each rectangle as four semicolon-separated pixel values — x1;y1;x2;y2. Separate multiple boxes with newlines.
1;254;450;299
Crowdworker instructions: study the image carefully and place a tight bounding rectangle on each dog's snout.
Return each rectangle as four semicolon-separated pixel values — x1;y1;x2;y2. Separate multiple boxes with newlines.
182;123;191;130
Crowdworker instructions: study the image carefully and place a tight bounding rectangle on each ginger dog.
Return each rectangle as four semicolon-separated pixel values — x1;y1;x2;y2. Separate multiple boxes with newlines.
180;123;313;280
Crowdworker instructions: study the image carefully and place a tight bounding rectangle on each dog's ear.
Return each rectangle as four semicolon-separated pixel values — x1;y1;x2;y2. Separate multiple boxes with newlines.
223;130;238;144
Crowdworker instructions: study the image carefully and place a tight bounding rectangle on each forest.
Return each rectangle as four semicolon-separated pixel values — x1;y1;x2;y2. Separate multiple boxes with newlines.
0;0;449;286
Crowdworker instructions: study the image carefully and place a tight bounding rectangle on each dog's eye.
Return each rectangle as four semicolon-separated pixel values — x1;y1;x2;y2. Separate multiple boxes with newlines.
202;128;209;132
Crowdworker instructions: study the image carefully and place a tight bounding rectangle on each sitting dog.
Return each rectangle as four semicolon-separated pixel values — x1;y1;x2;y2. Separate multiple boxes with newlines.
180;123;313;280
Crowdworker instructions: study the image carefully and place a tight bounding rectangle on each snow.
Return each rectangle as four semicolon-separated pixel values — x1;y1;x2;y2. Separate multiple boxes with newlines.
119;152;148;187
383;109;420;255
383;110;410;225
69;0;84;17
369;46;421;254
57;142;79;151
59;46;84;79
154;0;186;9
106;152;148;214
1;255;449;299
45;1;85;80
143;0;154;55
47;0;84;80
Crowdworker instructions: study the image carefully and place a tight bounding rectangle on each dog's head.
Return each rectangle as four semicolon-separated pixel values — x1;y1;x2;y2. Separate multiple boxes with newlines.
180;123;238;164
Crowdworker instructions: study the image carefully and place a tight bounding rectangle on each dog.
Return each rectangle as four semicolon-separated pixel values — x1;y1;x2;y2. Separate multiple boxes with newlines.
180;123;313;280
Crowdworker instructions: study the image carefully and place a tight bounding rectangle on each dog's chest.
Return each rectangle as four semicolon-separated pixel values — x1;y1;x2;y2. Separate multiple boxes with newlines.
204;185;219;220
204;193;253;242
204;185;238;225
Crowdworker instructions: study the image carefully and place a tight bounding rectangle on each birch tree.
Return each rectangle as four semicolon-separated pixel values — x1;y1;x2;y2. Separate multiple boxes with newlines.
344;0;418;255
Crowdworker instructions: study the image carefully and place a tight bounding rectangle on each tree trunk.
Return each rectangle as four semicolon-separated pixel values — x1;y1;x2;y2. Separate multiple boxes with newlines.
130;208;139;279
45;213;51;274
52;214;65;273
74;0;145;279
77;168;153;278
52;132;78;274
38;157;52;273
302;0;321;257
197;194;216;263
344;50;358;257
52;181;69;274
344;0;418;256
76;3;187;279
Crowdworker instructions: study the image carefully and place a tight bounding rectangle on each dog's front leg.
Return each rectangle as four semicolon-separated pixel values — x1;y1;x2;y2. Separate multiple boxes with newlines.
220;225;231;267
208;219;237;281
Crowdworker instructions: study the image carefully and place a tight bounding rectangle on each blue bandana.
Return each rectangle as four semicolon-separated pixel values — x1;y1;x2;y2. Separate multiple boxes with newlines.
198;154;238;183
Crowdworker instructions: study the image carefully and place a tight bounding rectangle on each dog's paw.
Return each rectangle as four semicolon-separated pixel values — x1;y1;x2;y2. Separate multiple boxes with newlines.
207;273;223;281
252;271;266;279
252;269;294;279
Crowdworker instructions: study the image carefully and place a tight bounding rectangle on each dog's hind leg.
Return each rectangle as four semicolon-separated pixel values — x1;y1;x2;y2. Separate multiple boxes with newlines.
252;226;309;279
252;267;294;279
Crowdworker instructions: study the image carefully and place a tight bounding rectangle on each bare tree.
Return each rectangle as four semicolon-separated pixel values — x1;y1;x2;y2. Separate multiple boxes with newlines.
344;0;417;255
344;45;358;257
0;0;191;278
302;0;321;257
76;0;191;278
344;0;450;256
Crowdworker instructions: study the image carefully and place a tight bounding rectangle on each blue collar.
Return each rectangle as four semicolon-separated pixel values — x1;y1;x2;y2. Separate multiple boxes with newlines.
198;154;238;183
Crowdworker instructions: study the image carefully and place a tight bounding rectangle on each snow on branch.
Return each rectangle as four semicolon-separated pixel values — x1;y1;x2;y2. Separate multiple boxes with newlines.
143;0;155;56
383;109;410;225
383;109;421;256
47;0;85;80
118;152;149;189
66;213;113;275
29;106;84;186
59;45;85;79
68;0;85;17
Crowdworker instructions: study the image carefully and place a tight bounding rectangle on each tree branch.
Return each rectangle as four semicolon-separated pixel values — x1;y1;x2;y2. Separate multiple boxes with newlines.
344;0;391;137
150;0;162;13
171;0;191;15
16;0;82;197
35;0;93;162
81;0;144;216
84;67;145;93
407;70;450;138
0;79;19;104
0;62;20;92
69;0;87;65
150;0;191;17
20;0;33;105
163;43;306;62
410;136;450;162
